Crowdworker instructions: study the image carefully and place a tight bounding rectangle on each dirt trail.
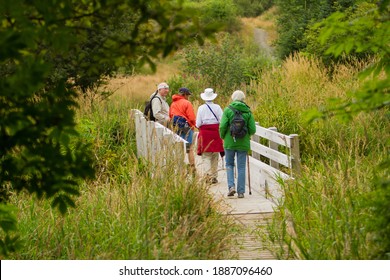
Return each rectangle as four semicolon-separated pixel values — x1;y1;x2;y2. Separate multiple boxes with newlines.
253;28;275;58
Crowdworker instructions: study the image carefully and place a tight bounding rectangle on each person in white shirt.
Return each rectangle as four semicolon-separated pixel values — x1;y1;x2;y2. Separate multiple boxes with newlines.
196;88;224;184
150;82;170;126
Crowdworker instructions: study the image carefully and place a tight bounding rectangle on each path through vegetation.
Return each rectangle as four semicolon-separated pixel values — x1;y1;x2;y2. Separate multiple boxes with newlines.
253;28;274;58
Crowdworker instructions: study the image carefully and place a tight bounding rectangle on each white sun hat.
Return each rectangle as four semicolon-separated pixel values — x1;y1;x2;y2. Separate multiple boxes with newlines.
200;88;217;101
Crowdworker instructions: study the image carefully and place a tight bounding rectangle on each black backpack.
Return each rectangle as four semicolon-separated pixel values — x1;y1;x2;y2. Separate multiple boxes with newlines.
144;91;161;121
228;105;247;140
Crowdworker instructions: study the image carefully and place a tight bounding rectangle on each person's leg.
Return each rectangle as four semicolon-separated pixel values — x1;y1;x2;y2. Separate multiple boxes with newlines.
210;152;219;182
202;152;212;180
236;151;247;196
188;144;195;166
224;149;236;195
184;130;195;167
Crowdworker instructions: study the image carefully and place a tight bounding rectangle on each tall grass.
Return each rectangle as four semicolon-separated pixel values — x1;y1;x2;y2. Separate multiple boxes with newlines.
250;54;389;259
8;95;237;259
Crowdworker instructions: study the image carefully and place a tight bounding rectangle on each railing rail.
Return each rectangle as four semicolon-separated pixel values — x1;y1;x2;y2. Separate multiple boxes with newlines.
249;124;301;199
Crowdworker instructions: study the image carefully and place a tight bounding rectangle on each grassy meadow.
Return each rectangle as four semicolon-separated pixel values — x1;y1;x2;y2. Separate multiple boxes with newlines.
7;13;389;260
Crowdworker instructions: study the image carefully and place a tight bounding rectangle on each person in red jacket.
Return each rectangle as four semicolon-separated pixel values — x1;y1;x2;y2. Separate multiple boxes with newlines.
169;87;196;169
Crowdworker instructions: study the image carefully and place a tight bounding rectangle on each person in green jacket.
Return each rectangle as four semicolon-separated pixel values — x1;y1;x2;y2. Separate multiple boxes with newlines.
219;90;256;198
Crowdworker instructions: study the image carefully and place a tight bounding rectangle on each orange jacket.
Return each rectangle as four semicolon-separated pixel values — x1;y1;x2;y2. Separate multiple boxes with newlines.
169;94;196;128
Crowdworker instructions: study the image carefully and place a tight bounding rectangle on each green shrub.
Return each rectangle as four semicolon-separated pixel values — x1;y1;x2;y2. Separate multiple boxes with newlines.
275;0;358;59
202;0;240;33
303;2;378;66
180;33;272;97
234;0;274;17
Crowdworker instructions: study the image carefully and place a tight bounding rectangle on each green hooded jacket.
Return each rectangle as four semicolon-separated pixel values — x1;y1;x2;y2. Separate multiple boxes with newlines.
219;101;256;151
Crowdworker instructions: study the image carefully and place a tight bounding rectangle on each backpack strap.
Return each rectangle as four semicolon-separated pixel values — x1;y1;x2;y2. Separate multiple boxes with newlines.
146;92;162;121
150;92;162;115
206;103;219;122
228;105;240;114
150;91;162;104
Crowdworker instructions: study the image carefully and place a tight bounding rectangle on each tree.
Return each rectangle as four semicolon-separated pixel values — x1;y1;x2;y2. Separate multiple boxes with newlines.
0;0;220;256
311;0;389;118
275;0;357;59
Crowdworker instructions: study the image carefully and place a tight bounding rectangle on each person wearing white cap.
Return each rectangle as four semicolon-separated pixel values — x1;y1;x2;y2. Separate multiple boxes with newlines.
196;88;224;184
149;82;170;126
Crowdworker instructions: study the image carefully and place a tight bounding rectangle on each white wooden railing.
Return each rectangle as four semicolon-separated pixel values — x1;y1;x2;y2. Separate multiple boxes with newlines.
131;109;187;168
249;124;301;199
132;109;300;200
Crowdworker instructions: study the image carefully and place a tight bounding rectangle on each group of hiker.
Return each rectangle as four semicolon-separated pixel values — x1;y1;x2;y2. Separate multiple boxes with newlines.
146;82;256;198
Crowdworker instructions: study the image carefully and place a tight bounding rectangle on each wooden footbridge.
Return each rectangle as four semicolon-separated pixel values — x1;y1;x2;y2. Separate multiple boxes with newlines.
132;109;301;259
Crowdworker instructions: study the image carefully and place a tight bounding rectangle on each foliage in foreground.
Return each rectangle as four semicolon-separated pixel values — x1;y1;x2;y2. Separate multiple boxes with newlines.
7;98;236;259
11;165;235;259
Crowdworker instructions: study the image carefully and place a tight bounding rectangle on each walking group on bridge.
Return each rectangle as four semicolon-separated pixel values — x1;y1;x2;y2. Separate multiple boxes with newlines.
145;82;256;198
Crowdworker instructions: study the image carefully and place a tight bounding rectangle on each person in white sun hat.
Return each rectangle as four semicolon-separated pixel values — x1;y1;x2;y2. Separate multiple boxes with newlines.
196;88;224;184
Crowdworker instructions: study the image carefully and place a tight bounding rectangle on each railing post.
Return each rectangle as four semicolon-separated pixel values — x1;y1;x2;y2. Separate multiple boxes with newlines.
133;110;140;158
145;120;155;163
268;127;279;170
154;125;165;167
290;134;301;176
132;110;147;159
251;122;261;160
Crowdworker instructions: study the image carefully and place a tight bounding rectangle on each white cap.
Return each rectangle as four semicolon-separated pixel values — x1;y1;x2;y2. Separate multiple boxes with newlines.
157;82;169;90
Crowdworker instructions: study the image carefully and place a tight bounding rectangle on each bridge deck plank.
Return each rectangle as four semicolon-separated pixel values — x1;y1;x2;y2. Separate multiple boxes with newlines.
195;156;277;259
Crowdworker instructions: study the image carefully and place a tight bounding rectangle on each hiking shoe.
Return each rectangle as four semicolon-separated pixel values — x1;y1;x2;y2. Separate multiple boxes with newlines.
211;178;218;184
238;193;244;198
227;187;236;197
